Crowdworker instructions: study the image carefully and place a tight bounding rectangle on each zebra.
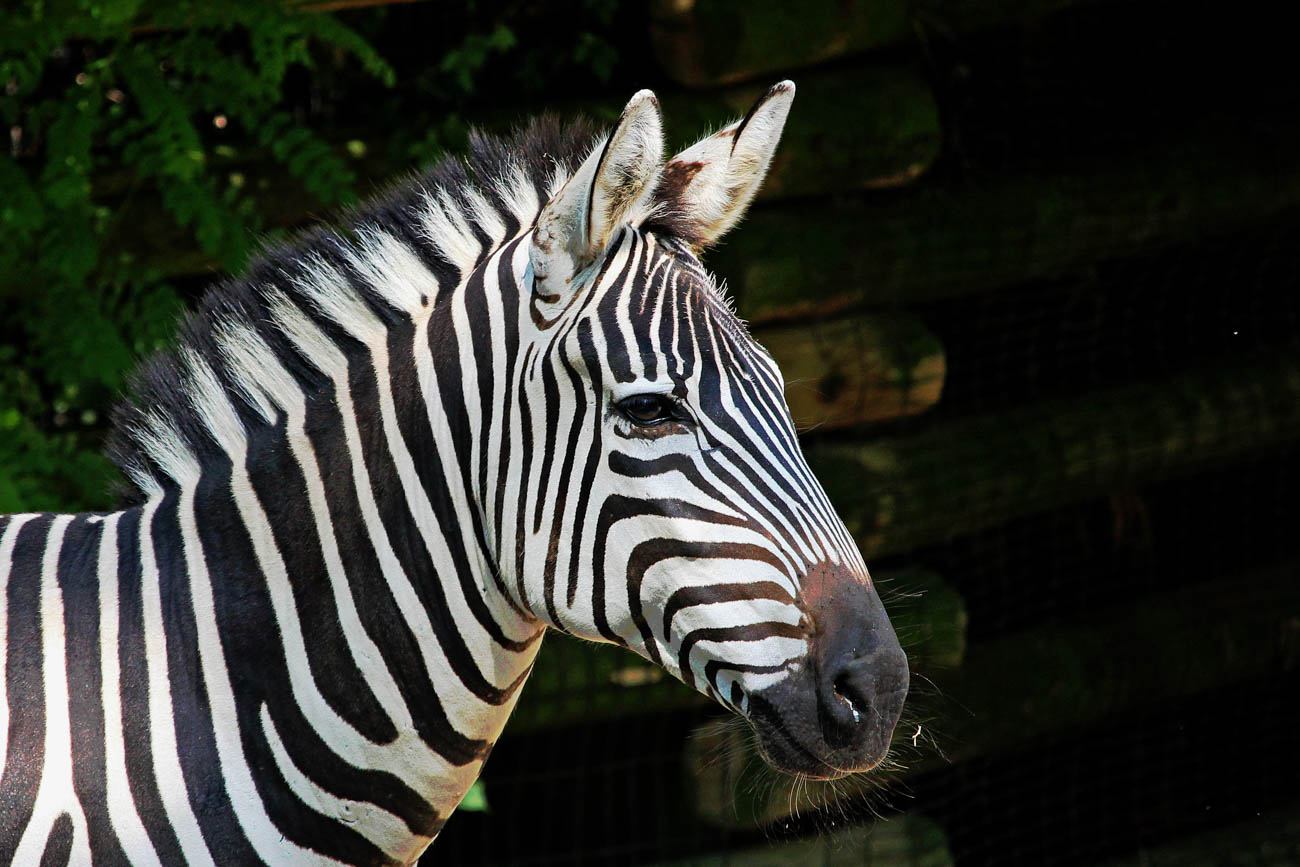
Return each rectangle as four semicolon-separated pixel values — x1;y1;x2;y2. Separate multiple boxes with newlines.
0;82;909;864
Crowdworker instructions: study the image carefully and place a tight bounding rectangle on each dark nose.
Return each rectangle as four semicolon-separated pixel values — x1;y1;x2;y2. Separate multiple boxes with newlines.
818;642;909;749
805;571;910;750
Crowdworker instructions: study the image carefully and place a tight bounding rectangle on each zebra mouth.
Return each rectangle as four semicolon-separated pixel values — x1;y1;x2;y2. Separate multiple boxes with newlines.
746;692;898;780
750;725;858;781
743;645;909;779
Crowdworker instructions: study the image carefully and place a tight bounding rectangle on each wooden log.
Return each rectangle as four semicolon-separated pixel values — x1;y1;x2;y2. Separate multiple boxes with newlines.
1095;805;1300;867
649;0;912;89
129;0;428;32
649;0;1118;89
923;560;1300;766
648;812;953;866
811;354;1300;560
713;124;1300;323
686;559;1300;828
878;568;966;670
508;569;964;733
755;312;945;431
507;635;708;733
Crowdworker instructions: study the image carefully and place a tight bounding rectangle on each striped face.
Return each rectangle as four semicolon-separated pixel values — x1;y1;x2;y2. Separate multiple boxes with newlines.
507;84;909;778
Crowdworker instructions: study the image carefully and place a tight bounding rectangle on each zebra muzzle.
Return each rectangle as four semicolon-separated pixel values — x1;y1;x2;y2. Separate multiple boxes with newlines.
747;566;909;779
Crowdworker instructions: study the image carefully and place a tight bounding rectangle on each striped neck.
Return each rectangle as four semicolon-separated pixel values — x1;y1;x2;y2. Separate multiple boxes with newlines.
112;225;547;860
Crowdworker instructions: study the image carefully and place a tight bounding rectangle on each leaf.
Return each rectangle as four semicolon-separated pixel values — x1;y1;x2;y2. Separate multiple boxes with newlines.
459;780;489;813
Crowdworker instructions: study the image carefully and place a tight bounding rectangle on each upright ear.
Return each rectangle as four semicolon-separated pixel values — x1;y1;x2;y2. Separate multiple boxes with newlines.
652;80;795;248
531;90;664;298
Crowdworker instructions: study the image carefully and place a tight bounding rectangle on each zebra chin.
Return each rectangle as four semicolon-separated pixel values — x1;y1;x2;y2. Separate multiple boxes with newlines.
744;565;910;780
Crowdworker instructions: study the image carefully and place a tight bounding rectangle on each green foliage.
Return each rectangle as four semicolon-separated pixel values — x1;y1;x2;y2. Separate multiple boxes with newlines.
440;24;517;93
459;779;489;813
0;0;629;515
0;0;393;512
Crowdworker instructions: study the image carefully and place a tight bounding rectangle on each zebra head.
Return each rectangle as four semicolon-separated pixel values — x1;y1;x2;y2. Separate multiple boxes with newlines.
504;83;909;779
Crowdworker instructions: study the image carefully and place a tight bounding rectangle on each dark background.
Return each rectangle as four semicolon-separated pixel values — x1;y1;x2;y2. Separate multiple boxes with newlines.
3;1;1298;864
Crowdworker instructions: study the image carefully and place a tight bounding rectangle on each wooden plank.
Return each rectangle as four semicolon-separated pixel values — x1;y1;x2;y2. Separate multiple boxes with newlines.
649;812;953;866
508;634;707;734
713;124;1300;323
812;354;1300;559
923;561;1300;766
649;0;1114;89
757;312;944;432
686;560;1300;828
1095;805;1300;867
879;568;965;670
649;0;911;88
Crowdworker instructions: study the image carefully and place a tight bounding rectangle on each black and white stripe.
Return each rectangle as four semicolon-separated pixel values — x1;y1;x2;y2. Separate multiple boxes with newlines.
1;82;908;864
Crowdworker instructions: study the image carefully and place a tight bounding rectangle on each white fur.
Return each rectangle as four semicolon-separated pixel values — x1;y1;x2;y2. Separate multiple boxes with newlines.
494;160;541;229
419;186;483;277
134;411;202;488
268;292;534;741
293;255;389;345
463;185;508;250
350;228;442;315
222;309;467;812
259;704;430;862
217;318;300;424
173;476;336;864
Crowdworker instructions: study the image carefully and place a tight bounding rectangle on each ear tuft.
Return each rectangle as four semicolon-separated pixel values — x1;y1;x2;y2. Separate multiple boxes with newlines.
651;80;795;248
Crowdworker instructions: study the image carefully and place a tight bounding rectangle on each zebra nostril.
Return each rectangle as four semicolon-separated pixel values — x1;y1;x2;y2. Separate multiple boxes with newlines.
818;657;875;749
833;675;862;723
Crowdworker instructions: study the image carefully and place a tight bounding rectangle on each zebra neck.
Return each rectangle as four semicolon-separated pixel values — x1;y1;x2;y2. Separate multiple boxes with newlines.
131;272;545;854
97;209;552;856
116;441;542;858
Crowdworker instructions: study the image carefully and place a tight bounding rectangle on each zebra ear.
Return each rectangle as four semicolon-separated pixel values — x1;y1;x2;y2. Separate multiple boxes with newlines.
531;89;664;296
653;80;795;248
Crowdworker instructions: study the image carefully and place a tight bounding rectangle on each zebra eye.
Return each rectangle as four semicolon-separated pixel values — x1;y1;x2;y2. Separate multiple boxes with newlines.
617;393;675;425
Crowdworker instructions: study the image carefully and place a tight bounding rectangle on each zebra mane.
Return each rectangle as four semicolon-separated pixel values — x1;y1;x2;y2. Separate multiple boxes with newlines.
105;114;599;504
